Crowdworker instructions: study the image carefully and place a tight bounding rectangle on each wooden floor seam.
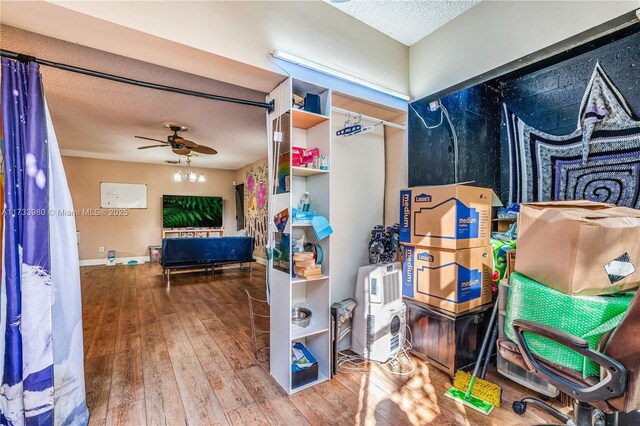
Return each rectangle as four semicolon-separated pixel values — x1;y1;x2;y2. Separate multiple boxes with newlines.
81;263;564;426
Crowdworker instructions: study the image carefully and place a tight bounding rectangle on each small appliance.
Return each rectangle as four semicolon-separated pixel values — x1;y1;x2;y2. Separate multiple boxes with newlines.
352;263;406;362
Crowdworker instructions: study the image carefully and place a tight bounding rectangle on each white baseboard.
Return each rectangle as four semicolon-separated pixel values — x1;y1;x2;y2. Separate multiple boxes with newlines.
79;256;149;267
254;257;267;266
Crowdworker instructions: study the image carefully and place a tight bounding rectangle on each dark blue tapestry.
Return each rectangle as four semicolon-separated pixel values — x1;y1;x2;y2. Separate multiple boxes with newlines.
505;63;640;208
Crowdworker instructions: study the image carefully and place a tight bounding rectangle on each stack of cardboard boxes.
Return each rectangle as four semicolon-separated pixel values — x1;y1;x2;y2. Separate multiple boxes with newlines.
400;184;495;314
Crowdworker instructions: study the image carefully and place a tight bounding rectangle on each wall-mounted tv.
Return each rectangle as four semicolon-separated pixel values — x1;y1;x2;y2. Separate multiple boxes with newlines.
162;195;223;228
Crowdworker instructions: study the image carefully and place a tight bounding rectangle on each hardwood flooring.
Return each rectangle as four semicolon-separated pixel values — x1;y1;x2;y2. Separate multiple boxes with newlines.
82;263;562;425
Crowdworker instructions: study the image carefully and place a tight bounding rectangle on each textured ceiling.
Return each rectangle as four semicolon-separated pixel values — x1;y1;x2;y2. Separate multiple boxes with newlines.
326;0;480;46
0;25;270;170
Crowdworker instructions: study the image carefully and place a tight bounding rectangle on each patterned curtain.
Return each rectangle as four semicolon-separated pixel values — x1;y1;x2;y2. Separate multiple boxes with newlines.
505;63;640;207
1;58;88;424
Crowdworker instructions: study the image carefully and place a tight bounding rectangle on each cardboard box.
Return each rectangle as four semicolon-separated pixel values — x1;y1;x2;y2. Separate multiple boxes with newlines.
494;218;517;233
399;184;494;249
506;249;516;280
402;245;493;314
516;201;640;295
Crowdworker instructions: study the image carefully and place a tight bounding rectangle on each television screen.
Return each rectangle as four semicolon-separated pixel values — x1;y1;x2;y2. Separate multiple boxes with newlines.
162;195;223;228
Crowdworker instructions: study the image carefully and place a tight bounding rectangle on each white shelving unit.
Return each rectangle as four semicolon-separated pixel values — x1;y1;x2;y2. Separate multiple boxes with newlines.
291;166;329;177
267;78;332;395
291;276;329;284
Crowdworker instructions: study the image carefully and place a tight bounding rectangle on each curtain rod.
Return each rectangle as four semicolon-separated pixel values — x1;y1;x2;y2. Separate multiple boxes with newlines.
0;49;275;113
331;106;406;130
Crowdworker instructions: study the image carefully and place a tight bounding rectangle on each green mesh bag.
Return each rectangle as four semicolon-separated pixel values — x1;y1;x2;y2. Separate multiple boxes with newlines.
505;272;634;378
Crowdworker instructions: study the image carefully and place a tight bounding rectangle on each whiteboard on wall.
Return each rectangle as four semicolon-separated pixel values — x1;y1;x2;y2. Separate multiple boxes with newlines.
100;183;147;209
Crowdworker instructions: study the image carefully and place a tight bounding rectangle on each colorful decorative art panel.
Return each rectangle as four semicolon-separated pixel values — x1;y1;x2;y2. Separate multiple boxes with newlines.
245;162;268;258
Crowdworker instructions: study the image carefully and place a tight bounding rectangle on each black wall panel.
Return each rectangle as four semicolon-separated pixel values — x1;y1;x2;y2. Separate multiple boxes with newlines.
408;84;502;190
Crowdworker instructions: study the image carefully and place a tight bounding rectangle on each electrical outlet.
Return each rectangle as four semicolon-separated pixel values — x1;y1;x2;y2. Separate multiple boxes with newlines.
99;246;105;253
274;131;283;142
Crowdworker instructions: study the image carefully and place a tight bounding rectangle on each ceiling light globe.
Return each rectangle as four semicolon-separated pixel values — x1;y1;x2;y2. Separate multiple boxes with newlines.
198;174;205;183
174;171;182;182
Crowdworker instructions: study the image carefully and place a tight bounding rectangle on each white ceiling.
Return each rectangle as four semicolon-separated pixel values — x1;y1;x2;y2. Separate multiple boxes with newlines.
326;0;480;46
0;25;272;170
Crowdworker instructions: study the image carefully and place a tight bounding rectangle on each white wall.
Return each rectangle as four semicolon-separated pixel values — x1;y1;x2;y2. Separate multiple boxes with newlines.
330;113;385;303
1;1;409;95
63;157;237;261
384;125;408;226
409;1;639;99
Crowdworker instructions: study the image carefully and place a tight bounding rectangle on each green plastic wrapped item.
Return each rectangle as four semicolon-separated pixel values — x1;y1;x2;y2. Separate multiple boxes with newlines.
505;272;634;378
491;239;516;283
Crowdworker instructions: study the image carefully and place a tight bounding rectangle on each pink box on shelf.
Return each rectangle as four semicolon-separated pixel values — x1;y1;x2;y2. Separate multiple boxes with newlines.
291;146;319;167
291;146;304;167
300;148;319;166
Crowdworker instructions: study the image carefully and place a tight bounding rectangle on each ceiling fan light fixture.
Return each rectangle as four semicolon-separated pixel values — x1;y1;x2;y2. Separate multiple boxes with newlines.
172;154;205;183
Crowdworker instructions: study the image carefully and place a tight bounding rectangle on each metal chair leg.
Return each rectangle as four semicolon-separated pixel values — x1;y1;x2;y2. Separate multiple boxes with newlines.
513;397;570;423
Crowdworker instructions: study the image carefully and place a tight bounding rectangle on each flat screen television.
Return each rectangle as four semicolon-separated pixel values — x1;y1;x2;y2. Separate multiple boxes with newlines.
162;195;223;228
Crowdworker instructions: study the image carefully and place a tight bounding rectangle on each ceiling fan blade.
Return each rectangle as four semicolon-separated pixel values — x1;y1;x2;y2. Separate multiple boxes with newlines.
138;144;167;149
135;136;168;144
174;137;197;148
190;145;218;155
173;147;192;155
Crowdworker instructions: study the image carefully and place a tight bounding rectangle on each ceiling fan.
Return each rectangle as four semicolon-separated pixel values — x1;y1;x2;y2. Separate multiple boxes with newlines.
136;123;217;155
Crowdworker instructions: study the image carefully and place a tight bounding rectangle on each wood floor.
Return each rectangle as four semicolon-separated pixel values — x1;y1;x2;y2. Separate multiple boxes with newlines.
81;263;562;425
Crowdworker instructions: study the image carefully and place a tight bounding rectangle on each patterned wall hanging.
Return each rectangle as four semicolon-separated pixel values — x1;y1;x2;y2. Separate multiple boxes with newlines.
505;63;640;208
245;163;268;258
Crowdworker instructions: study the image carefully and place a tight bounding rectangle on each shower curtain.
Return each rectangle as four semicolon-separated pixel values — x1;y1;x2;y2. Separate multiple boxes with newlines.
0;58;88;424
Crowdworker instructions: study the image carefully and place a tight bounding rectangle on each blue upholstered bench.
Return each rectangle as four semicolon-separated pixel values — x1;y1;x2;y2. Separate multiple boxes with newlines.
160;236;255;284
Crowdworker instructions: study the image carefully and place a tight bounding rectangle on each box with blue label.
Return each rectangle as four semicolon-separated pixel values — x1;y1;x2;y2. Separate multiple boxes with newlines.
402;245;493;313
399;184;494;249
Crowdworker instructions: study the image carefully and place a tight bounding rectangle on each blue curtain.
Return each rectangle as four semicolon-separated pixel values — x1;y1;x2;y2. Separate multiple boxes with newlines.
1;58;88;425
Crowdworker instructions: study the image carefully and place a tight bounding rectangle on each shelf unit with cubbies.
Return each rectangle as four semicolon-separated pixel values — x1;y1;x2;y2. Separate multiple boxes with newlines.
161;228;225;239
267;77;332;395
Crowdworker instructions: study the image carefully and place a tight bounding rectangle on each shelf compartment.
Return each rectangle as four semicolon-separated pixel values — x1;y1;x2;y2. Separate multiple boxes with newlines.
292;276;329;284
291;166;329;177
292;222;312;227
292;109;329;130
291;371;329;394
291;323;329;340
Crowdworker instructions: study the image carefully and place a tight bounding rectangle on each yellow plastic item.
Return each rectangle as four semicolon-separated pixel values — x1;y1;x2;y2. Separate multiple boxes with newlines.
452;370;502;408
